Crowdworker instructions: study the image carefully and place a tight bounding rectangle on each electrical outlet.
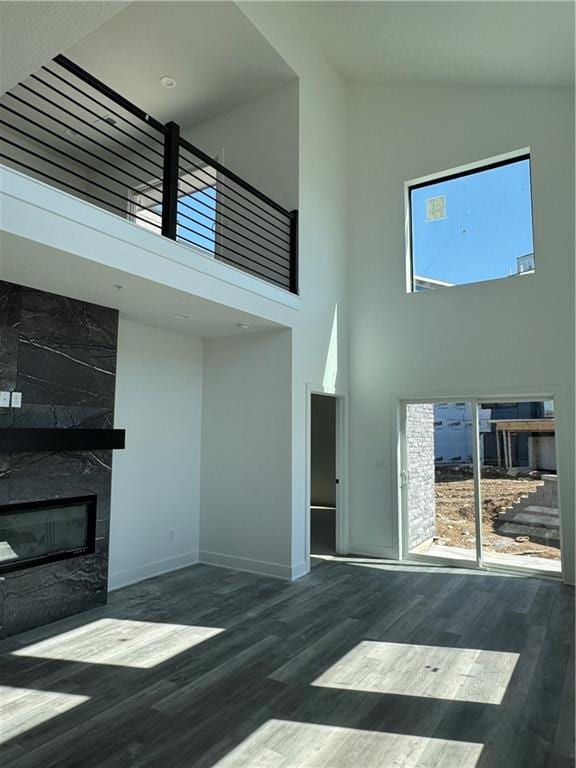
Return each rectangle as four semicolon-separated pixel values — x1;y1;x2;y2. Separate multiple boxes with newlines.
169;530;175;542
0;392;10;408
10;392;22;408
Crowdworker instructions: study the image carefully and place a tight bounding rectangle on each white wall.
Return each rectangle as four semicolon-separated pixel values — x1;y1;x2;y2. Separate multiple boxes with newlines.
0;1;129;93
239;3;349;575
109;318;203;589
1;128;91;202
181;81;299;291
347;84;575;583
184;79;299;213
200;329;293;578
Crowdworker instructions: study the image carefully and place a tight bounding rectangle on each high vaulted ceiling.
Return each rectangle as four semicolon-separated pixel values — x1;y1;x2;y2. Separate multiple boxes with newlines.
63;1;296;129
0;1;129;93
294;1;575;87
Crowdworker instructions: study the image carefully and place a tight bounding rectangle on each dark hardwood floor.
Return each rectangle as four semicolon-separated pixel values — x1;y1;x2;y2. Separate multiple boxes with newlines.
0;559;573;767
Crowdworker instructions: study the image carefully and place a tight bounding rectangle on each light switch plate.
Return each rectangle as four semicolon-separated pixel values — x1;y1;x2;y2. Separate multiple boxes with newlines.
11;392;22;408
0;392;10;408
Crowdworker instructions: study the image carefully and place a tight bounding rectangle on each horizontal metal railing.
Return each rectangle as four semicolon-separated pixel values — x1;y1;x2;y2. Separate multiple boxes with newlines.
0;55;298;293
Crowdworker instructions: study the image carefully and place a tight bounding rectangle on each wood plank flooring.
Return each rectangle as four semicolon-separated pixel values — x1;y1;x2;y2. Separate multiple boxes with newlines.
0;560;573;767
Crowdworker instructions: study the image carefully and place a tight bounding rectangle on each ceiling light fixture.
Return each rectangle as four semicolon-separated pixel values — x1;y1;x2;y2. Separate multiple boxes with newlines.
160;76;177;89
173;313;190;320
236;323;250;331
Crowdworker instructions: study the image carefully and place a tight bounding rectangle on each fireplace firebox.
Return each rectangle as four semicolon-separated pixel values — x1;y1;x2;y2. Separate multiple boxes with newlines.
0;496;97;572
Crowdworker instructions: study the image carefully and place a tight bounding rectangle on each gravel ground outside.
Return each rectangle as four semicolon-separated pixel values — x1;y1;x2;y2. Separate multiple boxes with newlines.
434;466;560;561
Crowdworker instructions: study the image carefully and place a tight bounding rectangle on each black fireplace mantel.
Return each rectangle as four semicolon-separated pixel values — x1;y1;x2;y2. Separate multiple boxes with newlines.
0;428;126;453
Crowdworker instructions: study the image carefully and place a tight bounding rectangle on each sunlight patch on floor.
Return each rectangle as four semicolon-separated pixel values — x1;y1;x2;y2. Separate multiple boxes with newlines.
12;619;224;668
0;686;89;744
212;719;484;768
312;641;518;704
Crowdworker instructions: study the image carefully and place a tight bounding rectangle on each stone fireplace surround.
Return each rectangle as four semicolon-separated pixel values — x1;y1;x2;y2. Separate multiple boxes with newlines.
0;280;119;638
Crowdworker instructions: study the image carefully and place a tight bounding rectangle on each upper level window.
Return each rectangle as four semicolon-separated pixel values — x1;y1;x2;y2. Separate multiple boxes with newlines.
407;151;534;292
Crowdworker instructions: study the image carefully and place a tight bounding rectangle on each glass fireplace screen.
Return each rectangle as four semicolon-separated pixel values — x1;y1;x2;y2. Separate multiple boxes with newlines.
0;496;97;572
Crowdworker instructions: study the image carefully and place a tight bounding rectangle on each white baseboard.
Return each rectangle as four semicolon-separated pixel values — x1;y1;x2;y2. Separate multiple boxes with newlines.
290;560;309;581
348;542;397;560
108;551;199;591
199;550;294;580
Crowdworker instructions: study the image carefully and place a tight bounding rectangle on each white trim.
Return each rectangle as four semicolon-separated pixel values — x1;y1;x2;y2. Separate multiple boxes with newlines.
471;400;484;567
397;400;409;561
305;384;350;574
291;560;309;581
199;550;293;580
404;182;413;293
108;551;199;591
348;543;396;559
395;385;559;403
405;146;531;190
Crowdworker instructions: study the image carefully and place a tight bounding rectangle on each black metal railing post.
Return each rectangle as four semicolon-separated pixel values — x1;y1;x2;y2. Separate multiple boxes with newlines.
289;209;299;294
161;121;180;239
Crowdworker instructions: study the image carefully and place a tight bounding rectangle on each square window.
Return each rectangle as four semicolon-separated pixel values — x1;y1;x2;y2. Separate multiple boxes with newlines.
407;152;534;292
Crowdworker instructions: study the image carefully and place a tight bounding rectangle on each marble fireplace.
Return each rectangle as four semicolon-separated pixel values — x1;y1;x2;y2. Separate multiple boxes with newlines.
0;280;121;638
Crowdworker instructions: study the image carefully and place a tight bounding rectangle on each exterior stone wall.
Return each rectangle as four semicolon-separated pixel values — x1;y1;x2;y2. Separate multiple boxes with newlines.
406;403;436;549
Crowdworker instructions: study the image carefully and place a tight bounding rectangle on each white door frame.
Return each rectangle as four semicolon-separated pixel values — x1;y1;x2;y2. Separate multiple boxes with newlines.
398;393;563;579
305;384;350;571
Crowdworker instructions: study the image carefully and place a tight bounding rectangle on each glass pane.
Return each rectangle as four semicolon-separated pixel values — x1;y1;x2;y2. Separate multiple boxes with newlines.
479;400;561;573
177;176;217;254
405;402;476;562
411;157;534;290
0;503;89;565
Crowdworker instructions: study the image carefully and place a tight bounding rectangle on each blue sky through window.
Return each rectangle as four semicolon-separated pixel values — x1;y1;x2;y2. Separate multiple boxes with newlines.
411;158;534;287
133;181;217;255
177;186;216;253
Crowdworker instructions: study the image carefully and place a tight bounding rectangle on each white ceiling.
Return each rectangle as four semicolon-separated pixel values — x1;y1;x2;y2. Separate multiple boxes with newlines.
63;1;296;129
0;1;129;94
295;1;575;87
0;232;284;339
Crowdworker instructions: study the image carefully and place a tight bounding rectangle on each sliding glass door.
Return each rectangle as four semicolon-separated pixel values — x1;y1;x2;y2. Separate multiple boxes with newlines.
401;398;561;575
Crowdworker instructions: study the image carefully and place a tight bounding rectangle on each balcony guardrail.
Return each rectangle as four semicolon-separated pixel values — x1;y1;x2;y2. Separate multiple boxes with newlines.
0;55;298;293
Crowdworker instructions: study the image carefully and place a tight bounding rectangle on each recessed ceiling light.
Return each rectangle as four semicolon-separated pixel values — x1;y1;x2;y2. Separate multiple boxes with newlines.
160;76;177;89
173;313;190;320
236;323;250;330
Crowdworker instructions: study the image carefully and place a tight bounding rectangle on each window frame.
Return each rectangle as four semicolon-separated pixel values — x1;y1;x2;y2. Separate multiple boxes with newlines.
404;148;534;293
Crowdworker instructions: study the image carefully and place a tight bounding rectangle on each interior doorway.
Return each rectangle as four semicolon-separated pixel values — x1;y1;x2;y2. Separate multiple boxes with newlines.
400;398;562;577
310;394;338;559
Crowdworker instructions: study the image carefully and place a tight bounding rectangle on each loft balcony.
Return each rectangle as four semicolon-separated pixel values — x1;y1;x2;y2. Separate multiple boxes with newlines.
0;55;298;294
